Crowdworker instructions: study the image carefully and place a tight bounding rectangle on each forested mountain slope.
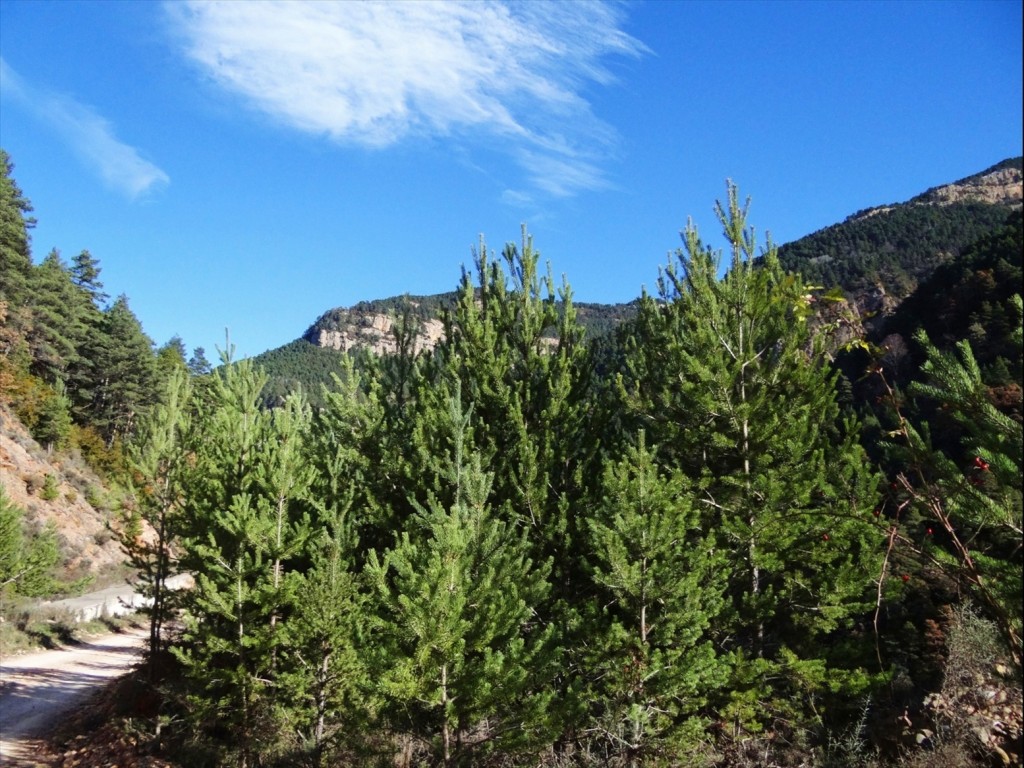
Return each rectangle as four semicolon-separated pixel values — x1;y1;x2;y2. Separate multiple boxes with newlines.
2;148;1021;767
777;157;1021;299
253;157;1020;407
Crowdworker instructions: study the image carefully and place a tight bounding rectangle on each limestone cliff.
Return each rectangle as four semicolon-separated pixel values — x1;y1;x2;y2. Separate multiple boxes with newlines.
307;311;445;355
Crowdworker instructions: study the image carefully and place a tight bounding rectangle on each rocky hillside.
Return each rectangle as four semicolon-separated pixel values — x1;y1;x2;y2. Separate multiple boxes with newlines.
778;157;1022;342
0;405;124;581
305;302;446;356
908;157;1023;208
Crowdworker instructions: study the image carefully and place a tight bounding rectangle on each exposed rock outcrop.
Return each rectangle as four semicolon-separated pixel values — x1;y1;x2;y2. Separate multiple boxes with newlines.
307;312;445;355
914;165;1023;208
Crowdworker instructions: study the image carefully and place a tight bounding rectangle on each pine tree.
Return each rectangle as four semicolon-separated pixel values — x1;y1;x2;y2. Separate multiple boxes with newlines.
367;392;556;765
175;351;312;767
880;306;1023;664
122;365;193;677
266;357;383;763
27;250;83;383
69;249;108;305
83;295;157;445
618;184;880;737
280;517;369;766
0;149;35;316
586;432;727;763
256;389;313;667
0;486;26;594
0;486;61;598
187;346;212;376
33;378;73;453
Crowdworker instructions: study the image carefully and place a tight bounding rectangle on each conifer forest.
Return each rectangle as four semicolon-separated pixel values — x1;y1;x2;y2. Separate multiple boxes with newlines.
2;149;1022;767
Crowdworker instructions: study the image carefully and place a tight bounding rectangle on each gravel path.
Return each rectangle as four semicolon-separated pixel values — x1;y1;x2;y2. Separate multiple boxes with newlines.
0;627;147;766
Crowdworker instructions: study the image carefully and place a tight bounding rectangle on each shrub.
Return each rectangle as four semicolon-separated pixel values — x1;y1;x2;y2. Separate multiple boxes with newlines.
84;484;106;511
40;474;60;501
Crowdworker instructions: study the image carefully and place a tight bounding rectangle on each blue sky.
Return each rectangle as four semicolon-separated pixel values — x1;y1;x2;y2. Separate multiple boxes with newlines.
1;0;1021;359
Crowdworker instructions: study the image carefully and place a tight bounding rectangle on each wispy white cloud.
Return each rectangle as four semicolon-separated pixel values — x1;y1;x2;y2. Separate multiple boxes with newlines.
0;58;169;199
167;0;645;198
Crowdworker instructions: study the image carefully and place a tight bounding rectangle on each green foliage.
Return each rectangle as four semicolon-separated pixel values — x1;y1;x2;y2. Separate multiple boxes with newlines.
0;485;25;593
0;150;175;480
280;520;370;765
882;315;1023;663
367;392;556;765
778;194;1017;299
122;366;193;675
585;432;727;762
33;379;73;453
0;486;61;598
39;473;60;501
0;148;35;318
432;228;591;592
82;295;157;445
174;349;314;766
6;142;1021;765
251;339;360;409
617;184;881;739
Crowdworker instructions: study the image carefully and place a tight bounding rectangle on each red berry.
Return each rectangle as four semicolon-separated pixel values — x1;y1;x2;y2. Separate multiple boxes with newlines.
822;533;830;541
926;527;933;536
873;508;881;517
901;574;910;582
974;456;990;471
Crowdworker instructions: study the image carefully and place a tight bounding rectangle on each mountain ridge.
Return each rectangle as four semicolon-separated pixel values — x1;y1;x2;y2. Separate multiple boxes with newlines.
257;157;1021;372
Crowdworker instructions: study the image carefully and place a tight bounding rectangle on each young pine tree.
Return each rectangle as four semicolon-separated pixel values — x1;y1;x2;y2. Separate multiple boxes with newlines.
881;308;1023;664
175;352;311;767
619;184;880;738
367;392;557;766
121;365;192;677
586;432;727;764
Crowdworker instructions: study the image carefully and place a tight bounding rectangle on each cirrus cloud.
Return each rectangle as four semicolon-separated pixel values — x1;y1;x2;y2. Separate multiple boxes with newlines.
167;0;646;198
0;57;169;199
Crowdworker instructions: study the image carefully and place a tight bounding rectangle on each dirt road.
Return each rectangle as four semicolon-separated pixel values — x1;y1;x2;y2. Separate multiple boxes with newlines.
0;627;147;766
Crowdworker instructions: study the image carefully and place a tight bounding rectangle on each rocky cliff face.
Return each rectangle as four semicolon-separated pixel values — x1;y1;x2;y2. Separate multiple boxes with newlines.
853;162;1023;223
306;310;445;355
914;165;1023;208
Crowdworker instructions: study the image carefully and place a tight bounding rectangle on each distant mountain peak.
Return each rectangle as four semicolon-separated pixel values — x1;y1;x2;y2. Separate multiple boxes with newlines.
849;157;1022;223
909;157;1022;208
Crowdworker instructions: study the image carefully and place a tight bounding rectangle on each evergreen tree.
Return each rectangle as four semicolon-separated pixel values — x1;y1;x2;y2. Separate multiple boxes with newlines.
0;149;35;316
256;389;313;665
881;308;1023;664
122;366;193;678
434;228;589;557
0;486;61;598
280;517;369;766
0;485;26;594
374;231;595;748
26;249;83;383
156;336;188;379
367;392;556;765
187;345;212;376
69;249;108;305
84;294;157;445
619;184;880;738
33;378;73;453
175;351;311;767
586;432;727;763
